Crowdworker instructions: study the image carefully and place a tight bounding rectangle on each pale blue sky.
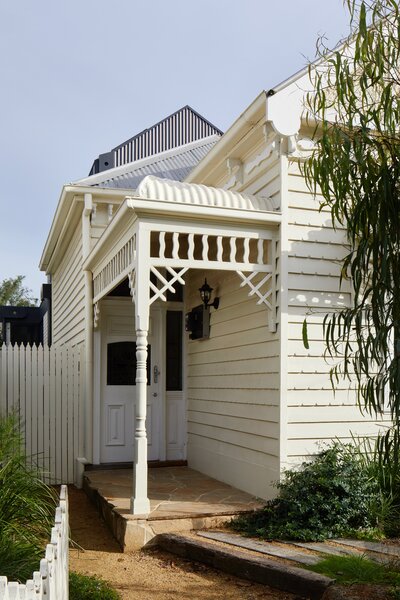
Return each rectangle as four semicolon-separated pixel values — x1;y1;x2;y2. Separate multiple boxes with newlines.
0;1;350;299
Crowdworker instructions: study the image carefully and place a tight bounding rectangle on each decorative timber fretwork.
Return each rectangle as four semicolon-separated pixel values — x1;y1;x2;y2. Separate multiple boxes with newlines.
93;234;136;302
149;266;188;304
91;224;277;326
149;230;272;272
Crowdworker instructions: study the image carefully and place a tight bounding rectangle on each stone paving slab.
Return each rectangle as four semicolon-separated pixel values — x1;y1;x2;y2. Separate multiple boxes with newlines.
156;533;334;600
333;538;400;559
289;541;360;557
84;467;263;521
197;530;321;565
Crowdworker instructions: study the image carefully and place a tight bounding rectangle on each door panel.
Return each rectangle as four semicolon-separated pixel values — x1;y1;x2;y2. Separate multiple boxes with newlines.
101;310;160;463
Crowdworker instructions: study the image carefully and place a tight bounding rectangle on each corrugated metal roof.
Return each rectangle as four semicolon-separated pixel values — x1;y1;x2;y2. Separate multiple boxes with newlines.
89;106;223;175
137;175;278;212
76;136;219;190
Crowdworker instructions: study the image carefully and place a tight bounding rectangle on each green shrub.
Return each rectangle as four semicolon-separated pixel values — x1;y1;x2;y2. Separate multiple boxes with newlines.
343;428;400;537
69;572;121;600
232;444;380;541
0;413;56;581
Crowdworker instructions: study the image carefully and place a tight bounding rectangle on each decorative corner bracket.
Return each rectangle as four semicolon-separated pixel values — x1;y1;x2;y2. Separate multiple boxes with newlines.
93;302;100;329
236;269;277;333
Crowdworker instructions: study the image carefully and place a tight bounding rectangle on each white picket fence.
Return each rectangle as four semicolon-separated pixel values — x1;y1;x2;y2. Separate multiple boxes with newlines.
0;485;69;600
0;344;84;484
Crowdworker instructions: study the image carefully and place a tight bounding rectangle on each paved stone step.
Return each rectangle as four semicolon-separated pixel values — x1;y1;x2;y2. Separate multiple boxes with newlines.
333;538;400;558
288;541;361;557
197;530;321;565
155;532;334;600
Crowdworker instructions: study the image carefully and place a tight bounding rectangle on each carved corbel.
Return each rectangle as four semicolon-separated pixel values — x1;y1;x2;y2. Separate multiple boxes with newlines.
225;158;243;190
245;126;281;176
93;302;100;329
128;270;136;302
288;136;316;158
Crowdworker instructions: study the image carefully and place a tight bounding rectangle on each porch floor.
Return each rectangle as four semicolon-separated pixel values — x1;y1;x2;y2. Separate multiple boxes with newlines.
83;466;264;550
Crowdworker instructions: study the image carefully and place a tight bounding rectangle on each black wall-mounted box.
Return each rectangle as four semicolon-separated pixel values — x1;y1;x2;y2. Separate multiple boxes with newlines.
185;305;210;340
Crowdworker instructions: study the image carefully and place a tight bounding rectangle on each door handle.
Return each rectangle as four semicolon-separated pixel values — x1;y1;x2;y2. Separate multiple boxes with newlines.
152;392;158;397
153;365;160;383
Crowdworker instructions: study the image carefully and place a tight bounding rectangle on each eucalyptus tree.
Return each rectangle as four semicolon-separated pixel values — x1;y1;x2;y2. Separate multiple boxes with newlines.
304;0;400;426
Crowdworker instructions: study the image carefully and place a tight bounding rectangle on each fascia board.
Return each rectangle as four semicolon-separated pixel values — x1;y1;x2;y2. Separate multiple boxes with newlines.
40;186;78;272
83;200;136;271
125;197;281;226
40;185;136;273
186;92;267;184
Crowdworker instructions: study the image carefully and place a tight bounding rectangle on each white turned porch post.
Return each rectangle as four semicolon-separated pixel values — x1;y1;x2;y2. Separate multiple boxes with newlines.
131;225;151;515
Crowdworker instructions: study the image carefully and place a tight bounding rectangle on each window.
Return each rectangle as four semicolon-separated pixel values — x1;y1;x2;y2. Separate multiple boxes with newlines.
107;341;151;385
166;311;183;390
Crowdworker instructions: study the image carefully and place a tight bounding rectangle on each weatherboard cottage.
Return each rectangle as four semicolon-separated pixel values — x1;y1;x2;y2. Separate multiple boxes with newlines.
40;85;388;515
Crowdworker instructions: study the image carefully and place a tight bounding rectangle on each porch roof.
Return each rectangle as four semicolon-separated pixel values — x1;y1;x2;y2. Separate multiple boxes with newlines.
136;175;278;212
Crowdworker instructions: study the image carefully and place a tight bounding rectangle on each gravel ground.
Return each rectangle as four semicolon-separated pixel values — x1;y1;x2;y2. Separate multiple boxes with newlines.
68;486;298;600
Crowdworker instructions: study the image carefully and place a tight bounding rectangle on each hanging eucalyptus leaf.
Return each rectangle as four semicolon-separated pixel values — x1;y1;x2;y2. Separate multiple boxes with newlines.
303;0;400;424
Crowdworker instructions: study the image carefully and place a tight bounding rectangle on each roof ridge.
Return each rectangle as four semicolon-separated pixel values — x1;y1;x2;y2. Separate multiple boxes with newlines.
112;105;222;151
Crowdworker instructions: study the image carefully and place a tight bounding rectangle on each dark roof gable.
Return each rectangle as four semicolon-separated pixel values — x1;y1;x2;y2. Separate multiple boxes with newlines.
89;105;222;176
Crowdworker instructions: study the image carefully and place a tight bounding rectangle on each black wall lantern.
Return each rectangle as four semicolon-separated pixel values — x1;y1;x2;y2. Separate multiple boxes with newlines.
199;278;219;310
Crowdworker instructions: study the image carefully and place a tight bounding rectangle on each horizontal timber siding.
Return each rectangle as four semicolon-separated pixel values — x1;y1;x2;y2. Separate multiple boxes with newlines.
52;223;85;346
285;160;390;464
186;269;280;500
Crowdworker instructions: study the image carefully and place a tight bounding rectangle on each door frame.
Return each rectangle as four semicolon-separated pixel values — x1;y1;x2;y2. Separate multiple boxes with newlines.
92;297;164;464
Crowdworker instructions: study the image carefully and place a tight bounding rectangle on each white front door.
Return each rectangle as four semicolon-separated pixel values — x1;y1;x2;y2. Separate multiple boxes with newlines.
100;306;161;463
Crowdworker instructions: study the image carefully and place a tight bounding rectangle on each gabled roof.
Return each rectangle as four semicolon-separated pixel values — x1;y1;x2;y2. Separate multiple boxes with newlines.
89;105;223;175
76;136;220;190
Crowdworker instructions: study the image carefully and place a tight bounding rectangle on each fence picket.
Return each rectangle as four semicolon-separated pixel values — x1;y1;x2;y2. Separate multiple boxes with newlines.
43;346;50;484
13;345;19;416
55;346;63;482
25;346;32;459
31;345;38;462
67;347;74;483
0;347;6;414
6;345;14;413
37;345;44;473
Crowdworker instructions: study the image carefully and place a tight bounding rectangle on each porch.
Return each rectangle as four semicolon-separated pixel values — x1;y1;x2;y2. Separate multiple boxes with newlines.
82;465;264;550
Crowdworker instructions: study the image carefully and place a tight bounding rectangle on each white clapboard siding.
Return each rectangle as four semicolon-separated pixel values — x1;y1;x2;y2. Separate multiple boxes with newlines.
52;223;85;346
0;344;84;484
285;158;391;461
186;268;280;499
0;486;69;600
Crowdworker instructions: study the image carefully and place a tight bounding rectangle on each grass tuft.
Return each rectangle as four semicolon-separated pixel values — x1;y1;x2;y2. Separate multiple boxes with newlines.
308;554;400;586
0;413;56;581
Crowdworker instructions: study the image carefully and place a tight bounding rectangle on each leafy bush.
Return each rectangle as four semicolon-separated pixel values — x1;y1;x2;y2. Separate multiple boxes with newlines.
0;413;56;581
345;428;400;537
232;444;380;541
69;572;121;600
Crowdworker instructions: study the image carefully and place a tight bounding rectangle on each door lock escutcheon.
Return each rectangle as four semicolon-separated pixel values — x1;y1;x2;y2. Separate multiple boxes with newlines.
153;365;160;383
